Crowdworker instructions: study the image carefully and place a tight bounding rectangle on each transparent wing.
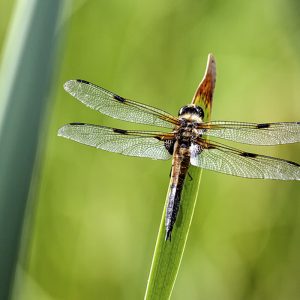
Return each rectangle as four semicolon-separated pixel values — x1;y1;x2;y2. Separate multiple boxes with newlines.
58;123;174;160
190;140;300;180
64;80;179;128
199;121;300;145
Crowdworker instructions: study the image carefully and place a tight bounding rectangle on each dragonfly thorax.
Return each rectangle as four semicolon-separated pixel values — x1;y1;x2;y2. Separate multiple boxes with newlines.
175;121;202;149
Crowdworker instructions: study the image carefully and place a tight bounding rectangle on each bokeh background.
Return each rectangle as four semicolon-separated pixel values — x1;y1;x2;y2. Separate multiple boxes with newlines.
1;0;300;299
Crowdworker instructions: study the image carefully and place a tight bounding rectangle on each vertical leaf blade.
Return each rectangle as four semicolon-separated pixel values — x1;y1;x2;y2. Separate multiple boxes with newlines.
145;54;216;299
0;1;64;298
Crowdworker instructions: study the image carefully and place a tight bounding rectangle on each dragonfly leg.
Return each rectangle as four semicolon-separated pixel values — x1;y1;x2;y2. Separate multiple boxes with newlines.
169;164;175;178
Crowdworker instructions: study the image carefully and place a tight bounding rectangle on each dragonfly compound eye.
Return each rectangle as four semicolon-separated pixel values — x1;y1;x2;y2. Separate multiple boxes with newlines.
178;105;204;118
194;106;204;118
178;106;188;116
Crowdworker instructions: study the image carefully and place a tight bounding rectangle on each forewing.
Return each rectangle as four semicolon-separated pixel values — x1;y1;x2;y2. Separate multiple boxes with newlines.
190;140;300;180
58;123;173;160
200;121;300;145
64;80;179;128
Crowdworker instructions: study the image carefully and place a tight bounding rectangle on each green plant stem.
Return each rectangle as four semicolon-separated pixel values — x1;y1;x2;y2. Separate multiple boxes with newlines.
144;54;216;300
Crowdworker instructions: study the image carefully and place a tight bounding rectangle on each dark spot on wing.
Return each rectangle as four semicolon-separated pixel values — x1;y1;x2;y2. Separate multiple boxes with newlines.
70;122;85;125
113;94;126;103
257;123;270;129
287;160;300;167
240;152;257;158
113;128;128;134
207;144;216;149
76;79;90;84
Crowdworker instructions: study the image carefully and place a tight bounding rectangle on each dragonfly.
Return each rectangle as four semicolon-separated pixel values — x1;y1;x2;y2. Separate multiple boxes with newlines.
58;79;300;241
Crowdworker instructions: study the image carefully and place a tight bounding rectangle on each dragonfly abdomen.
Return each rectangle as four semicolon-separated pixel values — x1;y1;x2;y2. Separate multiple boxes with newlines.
165;144;190;241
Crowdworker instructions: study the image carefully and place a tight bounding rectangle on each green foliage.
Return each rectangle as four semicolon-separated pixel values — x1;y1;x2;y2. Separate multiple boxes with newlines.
0;1;299;300
144;166;204;300
145;55;215;299
0;1;64;299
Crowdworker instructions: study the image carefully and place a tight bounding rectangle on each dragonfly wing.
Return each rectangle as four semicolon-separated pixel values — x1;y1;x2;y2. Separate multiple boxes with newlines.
58;123;174;160
190;140;300;180
201;121;300;145
64;80;179;128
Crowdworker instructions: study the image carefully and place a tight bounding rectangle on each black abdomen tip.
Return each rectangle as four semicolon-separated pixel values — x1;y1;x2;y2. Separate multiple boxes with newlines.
165;230;172;241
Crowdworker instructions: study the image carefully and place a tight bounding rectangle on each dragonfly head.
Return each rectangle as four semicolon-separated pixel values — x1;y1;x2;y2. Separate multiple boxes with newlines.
178;104;204;121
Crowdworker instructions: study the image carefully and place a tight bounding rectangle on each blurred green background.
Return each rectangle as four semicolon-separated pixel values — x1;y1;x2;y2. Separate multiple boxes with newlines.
1;0;300;299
